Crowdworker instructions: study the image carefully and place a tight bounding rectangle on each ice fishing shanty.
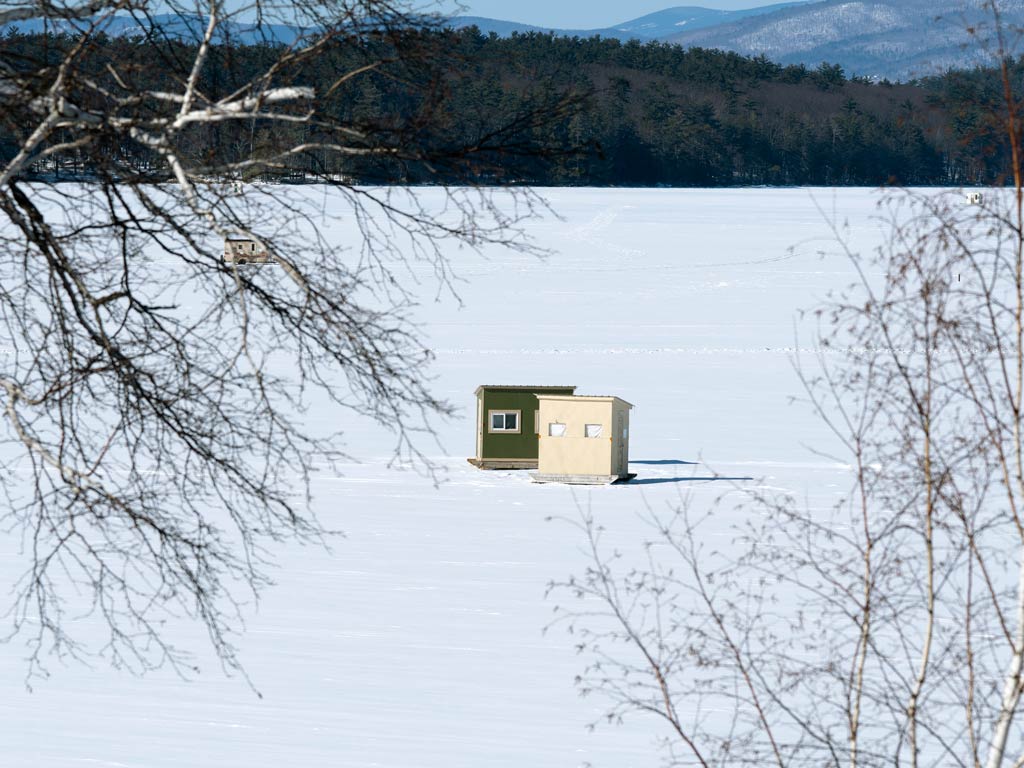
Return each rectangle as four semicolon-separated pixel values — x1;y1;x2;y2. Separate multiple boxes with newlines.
532;394;635;485
224;237;272;265
468;385;577;470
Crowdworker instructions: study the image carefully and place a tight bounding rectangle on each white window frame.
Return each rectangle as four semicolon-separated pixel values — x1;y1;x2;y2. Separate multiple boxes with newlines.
585;423;604;438
548;422;567;437
488;410;522;434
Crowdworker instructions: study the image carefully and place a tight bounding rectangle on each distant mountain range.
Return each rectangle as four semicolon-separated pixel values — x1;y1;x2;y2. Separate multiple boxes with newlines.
5;13;304;44
7;2;1024;80
664;0;1024;79
450;1;1024;80
4;5;805;46
449;3;806;42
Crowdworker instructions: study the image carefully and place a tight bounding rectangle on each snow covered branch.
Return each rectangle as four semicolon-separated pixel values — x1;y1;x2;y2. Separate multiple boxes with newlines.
0;0;123;25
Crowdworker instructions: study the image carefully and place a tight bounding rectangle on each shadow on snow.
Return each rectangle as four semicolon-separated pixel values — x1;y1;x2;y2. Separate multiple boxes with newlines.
630;459;700;466
625;475;754;486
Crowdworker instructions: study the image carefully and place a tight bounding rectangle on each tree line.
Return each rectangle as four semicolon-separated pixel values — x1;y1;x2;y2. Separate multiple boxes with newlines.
1;24;1020;186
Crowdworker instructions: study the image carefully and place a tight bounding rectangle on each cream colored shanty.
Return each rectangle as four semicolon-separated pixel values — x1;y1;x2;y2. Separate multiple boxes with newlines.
224;237;272;265
532;395;635;484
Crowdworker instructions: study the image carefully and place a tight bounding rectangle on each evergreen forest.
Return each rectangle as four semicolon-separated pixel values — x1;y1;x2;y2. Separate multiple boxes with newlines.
1;25;1020;186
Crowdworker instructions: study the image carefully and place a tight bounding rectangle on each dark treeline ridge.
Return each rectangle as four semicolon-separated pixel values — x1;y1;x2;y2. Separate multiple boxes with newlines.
0;25;1019;186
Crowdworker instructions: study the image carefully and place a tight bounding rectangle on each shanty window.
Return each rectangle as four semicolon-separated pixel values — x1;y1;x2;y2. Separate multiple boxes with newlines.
585;424;603;438
548;423;566;437
489;410;520;433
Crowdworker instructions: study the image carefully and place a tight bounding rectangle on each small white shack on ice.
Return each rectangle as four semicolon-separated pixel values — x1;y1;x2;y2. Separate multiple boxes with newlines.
532;394;635;485
224;238;272;265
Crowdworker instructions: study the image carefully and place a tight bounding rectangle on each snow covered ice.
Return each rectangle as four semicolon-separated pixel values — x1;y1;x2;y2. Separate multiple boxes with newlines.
0;186;904;767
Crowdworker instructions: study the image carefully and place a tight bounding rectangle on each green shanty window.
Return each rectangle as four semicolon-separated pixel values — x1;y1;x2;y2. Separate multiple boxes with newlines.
489;410;520;433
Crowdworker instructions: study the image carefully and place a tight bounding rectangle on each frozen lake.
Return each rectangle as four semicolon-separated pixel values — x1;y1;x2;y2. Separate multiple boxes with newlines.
1;186;903;767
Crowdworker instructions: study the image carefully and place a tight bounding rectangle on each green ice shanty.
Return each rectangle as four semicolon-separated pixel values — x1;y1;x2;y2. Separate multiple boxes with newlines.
468;385;577;469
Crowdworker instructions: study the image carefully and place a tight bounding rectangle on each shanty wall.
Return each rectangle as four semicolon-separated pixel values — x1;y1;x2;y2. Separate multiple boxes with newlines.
477;387;574;460
537;398;616;476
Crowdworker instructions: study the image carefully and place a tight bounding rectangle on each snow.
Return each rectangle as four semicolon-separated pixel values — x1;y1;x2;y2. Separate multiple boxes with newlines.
0;186;903;767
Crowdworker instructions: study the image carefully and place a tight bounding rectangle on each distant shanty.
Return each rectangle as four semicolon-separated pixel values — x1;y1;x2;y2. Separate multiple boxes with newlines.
224;237;273;265
468;385;635;485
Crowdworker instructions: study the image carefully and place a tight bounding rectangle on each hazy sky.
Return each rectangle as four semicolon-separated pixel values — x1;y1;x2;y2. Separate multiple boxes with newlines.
439;0;787;28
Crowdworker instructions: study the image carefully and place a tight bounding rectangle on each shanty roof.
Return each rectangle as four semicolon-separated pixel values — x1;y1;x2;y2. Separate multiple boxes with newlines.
475;384;576;396
536;394;634;408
